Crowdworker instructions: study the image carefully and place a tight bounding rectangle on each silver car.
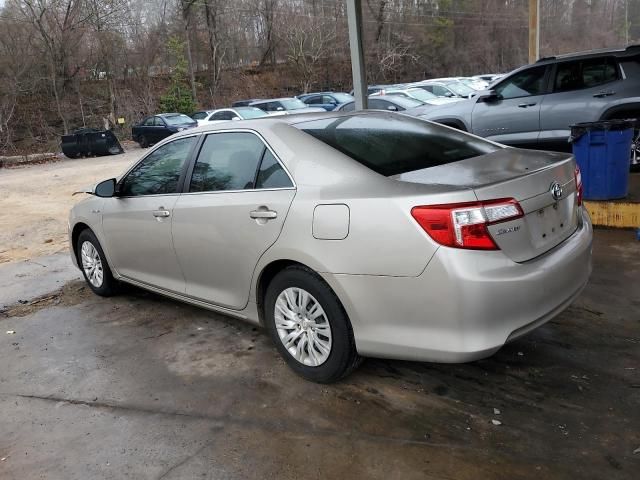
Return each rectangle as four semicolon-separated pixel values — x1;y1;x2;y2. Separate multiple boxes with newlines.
69;112;592;383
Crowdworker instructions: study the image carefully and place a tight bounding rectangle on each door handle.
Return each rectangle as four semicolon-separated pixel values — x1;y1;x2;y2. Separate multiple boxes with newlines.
152;208;171;218
250;209;277;219
593;90;615;98
518;102;537;108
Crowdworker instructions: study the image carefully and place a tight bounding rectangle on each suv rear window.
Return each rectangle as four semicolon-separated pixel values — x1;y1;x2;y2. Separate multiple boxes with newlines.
294;114;500;176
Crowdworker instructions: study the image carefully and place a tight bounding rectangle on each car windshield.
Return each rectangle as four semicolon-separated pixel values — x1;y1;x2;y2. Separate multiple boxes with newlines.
163;114;194;125
295;114;499;176
332;93;354;103
280;99;308;110
235;107;268;119
404;89;438;102
386;96;424;108
445;82;475;97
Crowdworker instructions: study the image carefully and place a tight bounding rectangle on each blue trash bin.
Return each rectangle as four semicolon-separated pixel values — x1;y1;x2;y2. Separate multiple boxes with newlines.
570;120;634;200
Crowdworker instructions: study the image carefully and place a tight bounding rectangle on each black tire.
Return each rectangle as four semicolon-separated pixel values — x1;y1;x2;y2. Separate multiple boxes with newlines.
139;135;149;148
76;229;118;297
264;266;361;383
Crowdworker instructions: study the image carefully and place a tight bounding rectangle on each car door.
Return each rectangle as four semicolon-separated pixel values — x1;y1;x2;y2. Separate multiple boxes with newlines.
171;131;296;309
136;116;155;140
471;64;549;147
539;56;623;150
153;116;169;142
101;135;198;293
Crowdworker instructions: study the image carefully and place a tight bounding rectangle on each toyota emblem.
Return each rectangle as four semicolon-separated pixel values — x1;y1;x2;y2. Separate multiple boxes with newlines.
550;182;563;201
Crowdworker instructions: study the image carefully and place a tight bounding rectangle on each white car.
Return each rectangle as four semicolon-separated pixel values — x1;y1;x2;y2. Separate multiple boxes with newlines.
380;87;462;105
191;107;268;126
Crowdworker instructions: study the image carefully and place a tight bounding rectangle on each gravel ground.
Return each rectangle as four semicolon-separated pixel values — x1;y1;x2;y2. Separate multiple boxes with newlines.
0;147;143;264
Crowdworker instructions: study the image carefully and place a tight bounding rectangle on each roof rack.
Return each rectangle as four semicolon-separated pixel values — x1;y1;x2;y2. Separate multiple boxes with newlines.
536;45;640;63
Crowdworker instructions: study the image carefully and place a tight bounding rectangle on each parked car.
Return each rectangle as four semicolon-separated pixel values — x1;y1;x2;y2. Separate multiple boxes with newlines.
348;85;389;96
473;73;504;84
454;76;490;91
131;113;197;148
379;87;462;106
337;95;425;112
250;97;326;115
411;80;477;99
192;107;268;125
232;99;263;107
69;111;592;382
417;45;640;152
297;92;354;111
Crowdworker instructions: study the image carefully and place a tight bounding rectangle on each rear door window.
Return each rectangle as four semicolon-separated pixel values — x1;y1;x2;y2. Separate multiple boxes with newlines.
189;132;265;192
554;57;619;92
255;150;293;189
295;114;499;176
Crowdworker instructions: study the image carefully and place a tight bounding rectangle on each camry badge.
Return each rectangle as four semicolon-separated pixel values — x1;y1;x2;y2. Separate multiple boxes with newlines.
550;182;563;201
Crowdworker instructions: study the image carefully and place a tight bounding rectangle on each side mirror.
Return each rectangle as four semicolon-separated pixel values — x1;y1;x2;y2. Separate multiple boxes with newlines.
477;89;501;103
94;178;116;198
231;116;241;121
387;105;398;111
276;107;284;111
444;91;454;97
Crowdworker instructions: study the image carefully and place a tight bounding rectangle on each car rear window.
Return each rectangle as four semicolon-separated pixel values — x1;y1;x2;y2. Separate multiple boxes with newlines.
294;113;500;176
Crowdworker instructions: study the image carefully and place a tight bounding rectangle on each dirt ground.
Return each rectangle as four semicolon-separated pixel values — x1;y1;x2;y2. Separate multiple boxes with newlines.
0;148;143;264
0;229;638;480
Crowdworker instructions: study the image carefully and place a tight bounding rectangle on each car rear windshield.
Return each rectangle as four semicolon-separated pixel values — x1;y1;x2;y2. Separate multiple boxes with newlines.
164;114;194;125
294;114;500;176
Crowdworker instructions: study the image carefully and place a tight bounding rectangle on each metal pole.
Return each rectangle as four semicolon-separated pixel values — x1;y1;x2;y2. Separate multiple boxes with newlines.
346;0;368;110
528;0;540;63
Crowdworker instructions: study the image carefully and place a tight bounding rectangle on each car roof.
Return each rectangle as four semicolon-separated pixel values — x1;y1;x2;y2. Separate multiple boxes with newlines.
536;44;640;64
251;97;298;104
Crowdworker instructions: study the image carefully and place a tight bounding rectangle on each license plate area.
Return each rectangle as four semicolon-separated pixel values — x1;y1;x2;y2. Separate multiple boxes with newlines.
527;197;577;250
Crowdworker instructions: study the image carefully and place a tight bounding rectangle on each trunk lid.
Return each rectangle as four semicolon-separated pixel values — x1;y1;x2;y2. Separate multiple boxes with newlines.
393;148;579;262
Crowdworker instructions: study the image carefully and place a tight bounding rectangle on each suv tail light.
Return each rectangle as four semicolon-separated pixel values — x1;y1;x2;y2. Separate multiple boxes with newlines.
411;199;523;250
574;165;583;206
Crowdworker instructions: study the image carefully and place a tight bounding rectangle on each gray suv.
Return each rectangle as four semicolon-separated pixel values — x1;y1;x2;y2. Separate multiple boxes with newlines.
416;45;640;152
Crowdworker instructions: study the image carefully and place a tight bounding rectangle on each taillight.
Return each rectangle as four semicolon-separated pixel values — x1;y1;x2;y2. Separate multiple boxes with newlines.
411;199;523;250
574;165;583;206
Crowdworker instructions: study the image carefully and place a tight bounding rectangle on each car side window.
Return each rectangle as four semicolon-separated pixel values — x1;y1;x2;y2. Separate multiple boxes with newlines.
189;132;265;192
153;117;165;127
341;102;355;112
554;57;619;92
143;117;154;126
120;137;196;196
192;112;208;120
256;149;293;189
431;85;448;96
322;95;336;104
495;65;547;99
306;96;322;105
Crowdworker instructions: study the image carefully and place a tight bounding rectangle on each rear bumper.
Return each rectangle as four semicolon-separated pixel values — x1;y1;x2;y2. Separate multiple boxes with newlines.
322;207;593;363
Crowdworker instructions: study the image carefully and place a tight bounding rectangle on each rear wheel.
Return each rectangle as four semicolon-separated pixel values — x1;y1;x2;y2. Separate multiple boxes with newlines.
264;266;361;383
139;135;149;148
77;229;117;297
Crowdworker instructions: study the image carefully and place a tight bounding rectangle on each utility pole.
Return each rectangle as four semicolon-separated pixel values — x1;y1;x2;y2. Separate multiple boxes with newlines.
625;0;629;46
528;0;540;63
346;0;368;110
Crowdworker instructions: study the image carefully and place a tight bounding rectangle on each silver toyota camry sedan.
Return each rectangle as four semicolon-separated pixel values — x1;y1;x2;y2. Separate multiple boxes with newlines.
69;112;592;383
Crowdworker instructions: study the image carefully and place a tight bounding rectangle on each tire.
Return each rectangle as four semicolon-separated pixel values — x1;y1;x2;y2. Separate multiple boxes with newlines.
76;229;118;297
264;266;361;383
139;135;149;148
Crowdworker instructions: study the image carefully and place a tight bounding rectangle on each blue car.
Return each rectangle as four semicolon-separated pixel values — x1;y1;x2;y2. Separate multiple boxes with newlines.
297;92;354;111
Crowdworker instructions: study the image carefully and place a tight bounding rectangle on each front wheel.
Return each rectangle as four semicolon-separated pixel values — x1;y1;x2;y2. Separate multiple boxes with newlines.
77;229;118;297
264;266;361;383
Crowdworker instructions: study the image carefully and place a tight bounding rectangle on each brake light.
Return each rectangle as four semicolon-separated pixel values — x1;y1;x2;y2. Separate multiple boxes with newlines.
411;199;523;250
574;165;583;206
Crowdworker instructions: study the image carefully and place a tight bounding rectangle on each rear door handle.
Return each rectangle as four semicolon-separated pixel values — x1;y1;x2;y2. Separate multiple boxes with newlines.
593;90;615;98
152;208;170;218
250;209;277;219
518;102;537;108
